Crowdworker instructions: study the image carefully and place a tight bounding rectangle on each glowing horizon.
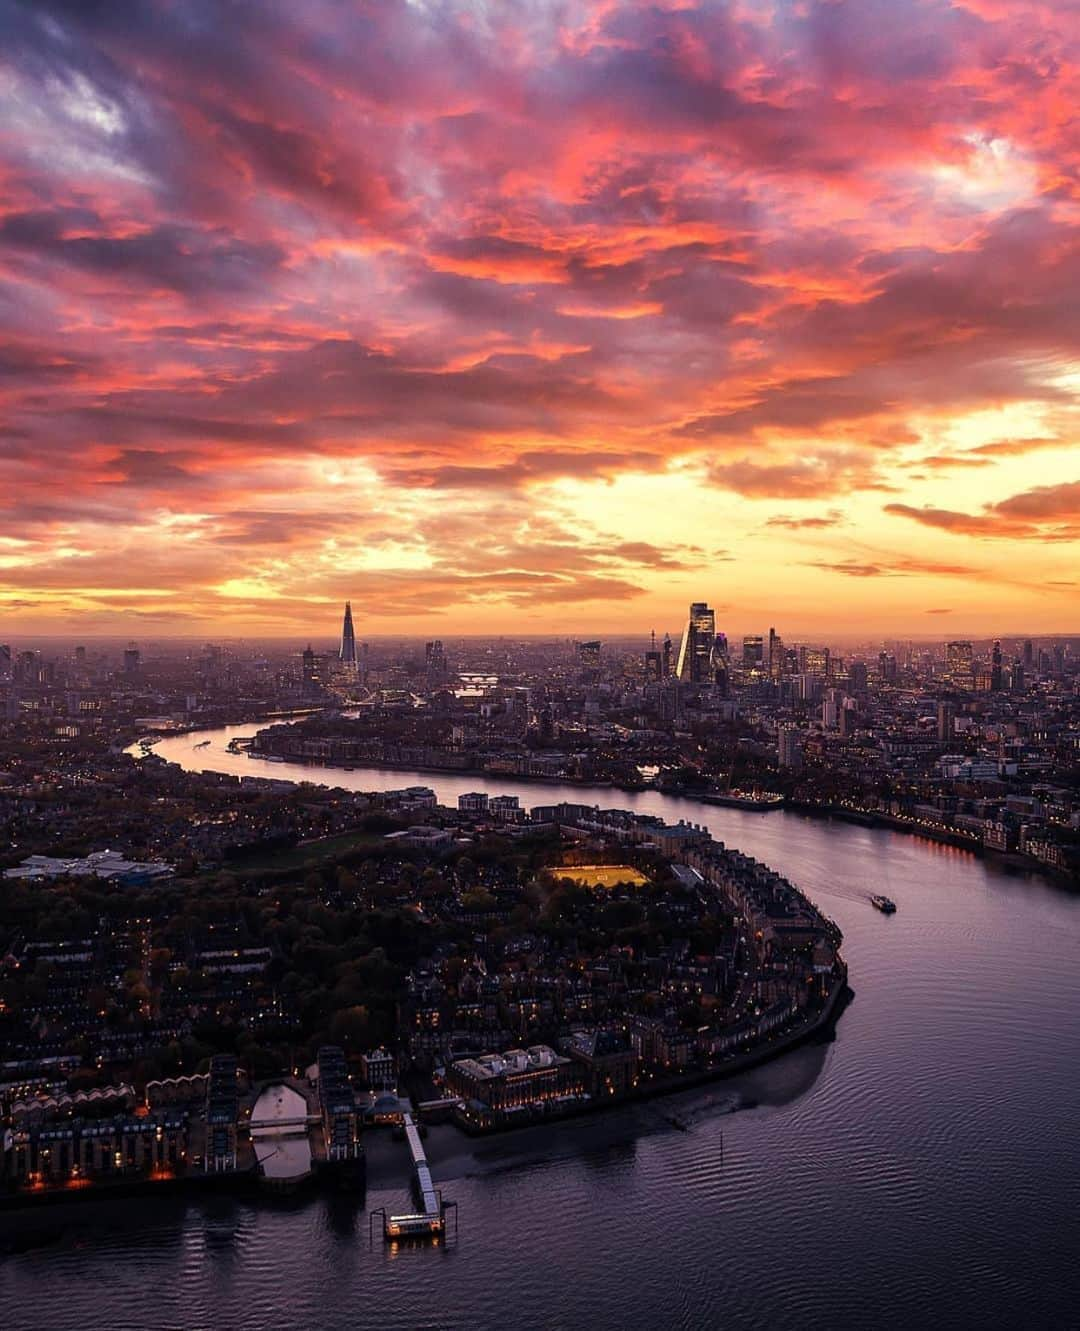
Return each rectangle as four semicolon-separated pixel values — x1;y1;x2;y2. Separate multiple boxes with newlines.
1;1;1078;637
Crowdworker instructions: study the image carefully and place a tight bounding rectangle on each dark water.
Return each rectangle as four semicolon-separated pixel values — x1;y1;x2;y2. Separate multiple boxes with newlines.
3;726;1079;1330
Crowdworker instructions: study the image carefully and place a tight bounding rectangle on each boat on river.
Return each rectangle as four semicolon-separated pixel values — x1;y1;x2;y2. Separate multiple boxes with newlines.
701;789;785;812
870;894;897;914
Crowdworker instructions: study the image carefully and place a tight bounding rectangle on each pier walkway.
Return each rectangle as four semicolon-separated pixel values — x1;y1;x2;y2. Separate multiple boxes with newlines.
376;1112;456;1241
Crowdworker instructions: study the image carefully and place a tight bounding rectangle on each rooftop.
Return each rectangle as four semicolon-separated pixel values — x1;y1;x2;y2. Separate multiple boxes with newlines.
250;1082;310;1132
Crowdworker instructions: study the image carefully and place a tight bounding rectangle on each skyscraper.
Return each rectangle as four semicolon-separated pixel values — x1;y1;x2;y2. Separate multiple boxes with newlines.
767;628;783;679
676;602;716;684
578;640;601;667
426;639;449;685
340;601;357;671
945;640;973;686
302;643;327;695
802;647;830;678
742;635;764;668
778;724;805;770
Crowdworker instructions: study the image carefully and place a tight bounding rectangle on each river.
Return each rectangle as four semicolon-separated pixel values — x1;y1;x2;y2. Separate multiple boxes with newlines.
2;720;1079;1330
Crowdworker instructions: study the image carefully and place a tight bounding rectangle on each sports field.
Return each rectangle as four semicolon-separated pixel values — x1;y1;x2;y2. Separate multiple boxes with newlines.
557;864;648;889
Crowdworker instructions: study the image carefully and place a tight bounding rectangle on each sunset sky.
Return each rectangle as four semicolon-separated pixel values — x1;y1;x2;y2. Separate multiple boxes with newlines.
1;0;1078;639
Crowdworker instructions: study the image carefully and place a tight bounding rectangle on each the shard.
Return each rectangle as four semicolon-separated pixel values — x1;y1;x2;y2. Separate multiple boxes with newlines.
339;601;357;671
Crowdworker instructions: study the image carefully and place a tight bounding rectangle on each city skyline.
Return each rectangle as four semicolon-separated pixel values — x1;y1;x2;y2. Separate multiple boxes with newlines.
3;6;1079;1326
0;2;1078;638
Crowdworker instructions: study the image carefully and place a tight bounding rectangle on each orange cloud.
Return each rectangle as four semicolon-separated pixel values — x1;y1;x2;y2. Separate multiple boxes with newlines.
886;480;1080;541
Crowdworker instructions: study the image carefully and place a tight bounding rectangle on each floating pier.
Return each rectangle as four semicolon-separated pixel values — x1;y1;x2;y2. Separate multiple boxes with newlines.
371;1112;456;1242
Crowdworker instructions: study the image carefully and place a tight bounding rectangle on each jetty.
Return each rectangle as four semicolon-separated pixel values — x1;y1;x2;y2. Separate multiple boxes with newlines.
374;1112;456;1241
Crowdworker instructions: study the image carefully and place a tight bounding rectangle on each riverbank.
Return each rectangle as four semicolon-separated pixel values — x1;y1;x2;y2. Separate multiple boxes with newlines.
235;740;1075;886
245;741;626;789
787;799;1078;888
0;1155;364;1215
136;722;1078;891
0;981;848;1213
138;717;1076;890
452;968;852;1137
123;705;339;752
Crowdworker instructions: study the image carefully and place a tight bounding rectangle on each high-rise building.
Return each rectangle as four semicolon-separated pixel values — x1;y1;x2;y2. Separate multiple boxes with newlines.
302;643;328;694
426;639;449;685
662;634;673;679
0;644;10;679
945;641;974;687
578;640;601;670
676;603;716;684
937;701;955;742
659;680;682;721
317;1046;360;1164
778;724;805;770
1022;639;1034;668
339;602;357;671
990;640;1003;691
802;647;830;678
538;704;555;743
878;650;897;685
794;673;822;703
577;639;602;685
945;640;973;670
206;1054;239;1173
123;644;140;674
767;628;785;679
742;635;764;668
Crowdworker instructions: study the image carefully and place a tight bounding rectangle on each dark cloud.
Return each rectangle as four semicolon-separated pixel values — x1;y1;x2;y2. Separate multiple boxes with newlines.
0;209;286;295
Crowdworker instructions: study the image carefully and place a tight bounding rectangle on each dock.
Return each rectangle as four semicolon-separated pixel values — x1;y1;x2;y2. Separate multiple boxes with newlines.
373;1112;456;1241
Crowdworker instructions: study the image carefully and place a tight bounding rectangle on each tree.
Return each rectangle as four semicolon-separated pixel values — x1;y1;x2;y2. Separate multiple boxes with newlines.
329;1004;372;1051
